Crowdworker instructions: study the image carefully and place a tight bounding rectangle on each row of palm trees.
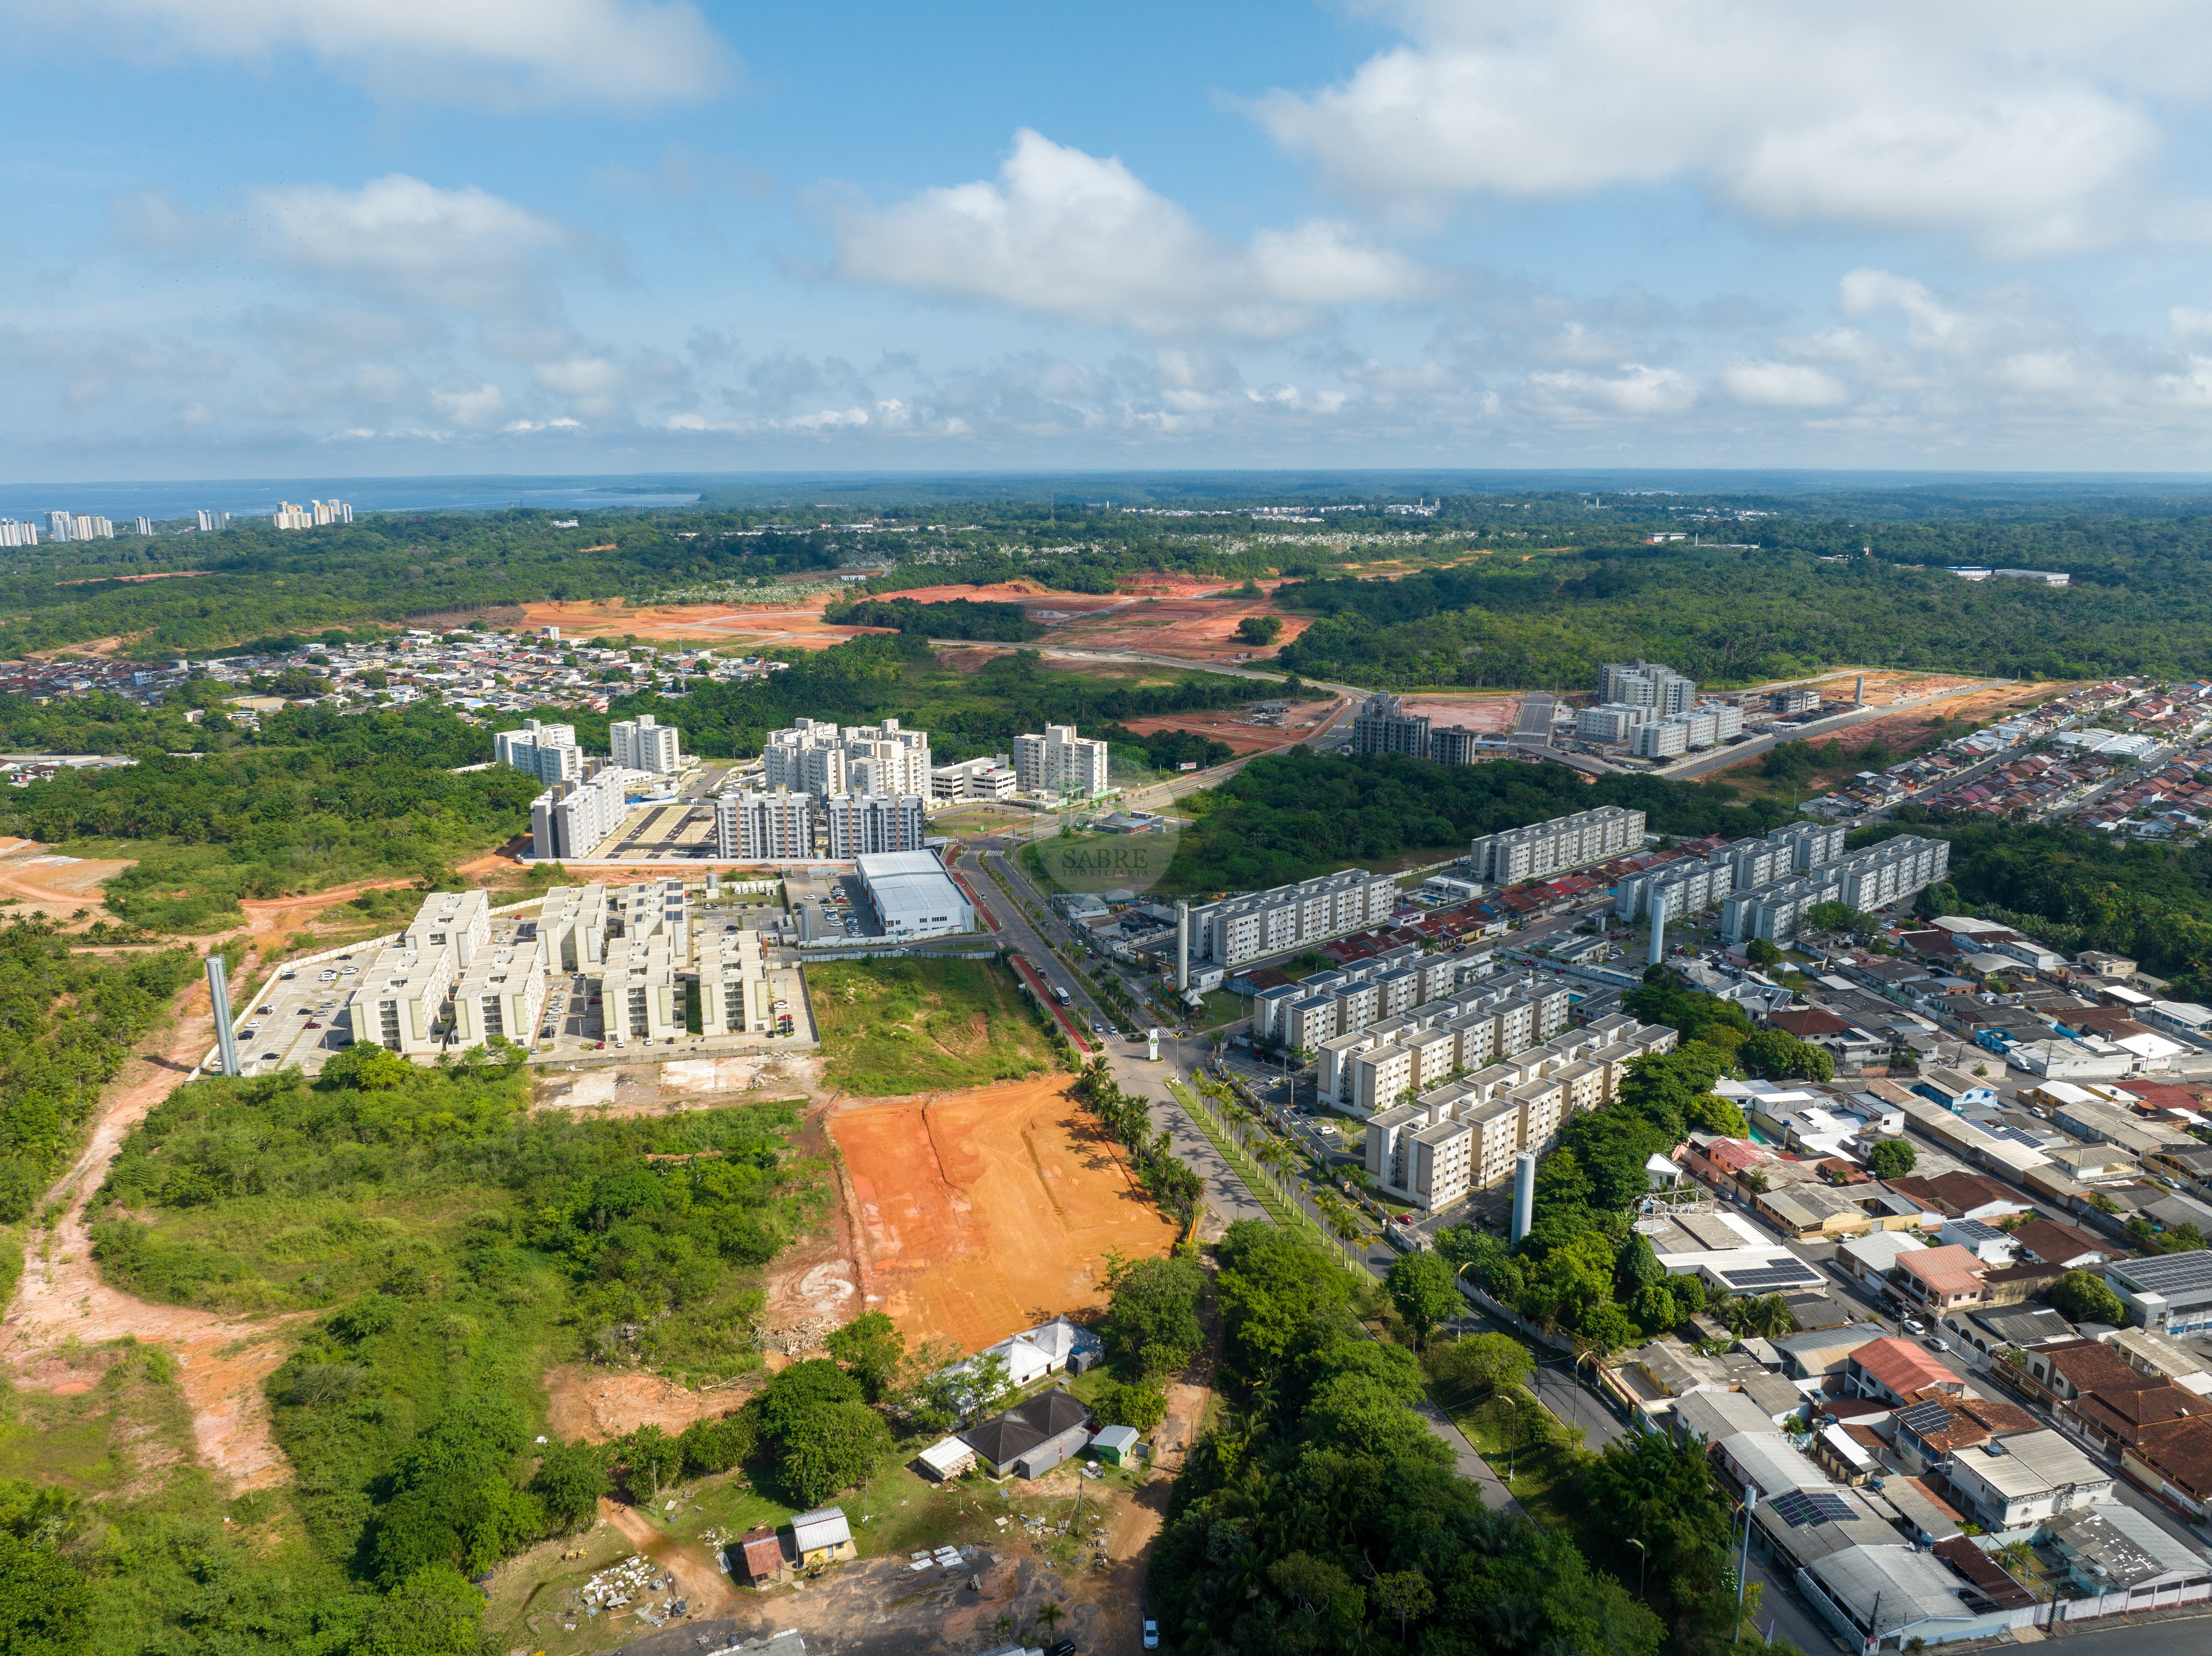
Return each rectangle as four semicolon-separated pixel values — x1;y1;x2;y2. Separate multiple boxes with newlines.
1192;1072;1370;1254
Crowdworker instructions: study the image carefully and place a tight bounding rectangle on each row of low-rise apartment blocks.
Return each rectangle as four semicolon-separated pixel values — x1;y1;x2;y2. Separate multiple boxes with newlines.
1365;1014;1681;1210
762;717;932;798
346;889;525;1055
1251;942;1477;1049
715;786;927;859
1721;835;1951;946
1615;821;1845;923
1322;970;1576;1112
1174;867;1398;986
539;879;786;1042
1576;700;1747;755
1467;804;1646;886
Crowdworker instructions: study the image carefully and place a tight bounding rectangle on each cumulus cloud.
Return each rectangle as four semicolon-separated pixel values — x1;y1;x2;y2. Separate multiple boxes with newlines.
1247;0;2204;255
833;129;1433;338
239;175;579;312
34;0;731;107
430;383;506;428
1721;362;1849;408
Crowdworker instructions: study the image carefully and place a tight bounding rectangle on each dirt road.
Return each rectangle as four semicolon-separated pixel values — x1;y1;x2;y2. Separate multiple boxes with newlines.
0;968;303;1489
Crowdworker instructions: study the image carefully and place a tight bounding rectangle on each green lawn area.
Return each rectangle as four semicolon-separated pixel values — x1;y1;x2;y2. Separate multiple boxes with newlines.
0;1339;198;1496
1448;1388;1588;1530
1191;988;1247;1030
809;957;1062;1095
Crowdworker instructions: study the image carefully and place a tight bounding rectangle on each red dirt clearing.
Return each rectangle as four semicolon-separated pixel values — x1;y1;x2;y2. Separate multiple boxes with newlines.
1047;595;1316;664
830;1078;1178;1355
1394;695;1524;733
1119;697;1348;754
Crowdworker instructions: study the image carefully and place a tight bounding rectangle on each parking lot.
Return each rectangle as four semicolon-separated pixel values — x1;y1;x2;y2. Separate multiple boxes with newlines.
230;941;393;1077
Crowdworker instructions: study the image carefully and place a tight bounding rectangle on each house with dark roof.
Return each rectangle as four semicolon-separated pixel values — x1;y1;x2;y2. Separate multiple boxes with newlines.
958;1387;1093;1479
2009;1217;2115;1270
1883;1172;2032;1223
2068;1380;2207;1455
2015;1338;2155;1406
2123;1415;2212;1519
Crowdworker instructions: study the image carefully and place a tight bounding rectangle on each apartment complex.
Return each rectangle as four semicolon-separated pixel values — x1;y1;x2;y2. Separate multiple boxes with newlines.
1364;1013;1680;1210
1176;868;1398;983
1615;821;1845;924
1719;835;1952;946
610;713;682;775
1313;968;1574;1110
713;786;926;859
931;754;1019;802
1629;703;1746;758
1600;660;1697;714
495;718;582;785
1468;804;1646;885
345;890;496;1056
762;717;931;798
272;498;352;529
1351;693;1431;757
1013;723;1111;797
528;766;641;860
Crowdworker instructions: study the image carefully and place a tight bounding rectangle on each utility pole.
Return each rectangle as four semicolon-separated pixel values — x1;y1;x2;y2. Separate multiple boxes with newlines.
1734;1486;1761;1644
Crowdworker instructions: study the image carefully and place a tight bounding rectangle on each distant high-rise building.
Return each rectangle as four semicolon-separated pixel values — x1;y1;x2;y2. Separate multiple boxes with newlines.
0;521;39;548
1599;660;1695;715
610;713;681;775
762;716;931;798
1350;692;1432;758
1012;722;1111;796
133;516;154;536
47;511;70;542
272;501;314;529
68;515;112;540
494;719;581;784
196;509;230;533
310;498;353;525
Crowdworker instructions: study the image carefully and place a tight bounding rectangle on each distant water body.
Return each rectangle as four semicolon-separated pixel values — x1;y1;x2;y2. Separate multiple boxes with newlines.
7;468;2212;522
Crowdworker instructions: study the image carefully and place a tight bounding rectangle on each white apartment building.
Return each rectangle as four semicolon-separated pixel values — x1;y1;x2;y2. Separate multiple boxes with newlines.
1013;723;1111;797
1614;820;1847;925
762;717;931;798
133;516;153;535
348;942;454;1055
604;932;683;1043
1720;835;1952;945
697;926;778;1036
1599;660;1695;715
539;883;610;970
930;755;1019;803
1351;693;1432;758
1578;703;1653;743
196;509;229;532
1318;975;1572;1106
495;719;582;785
1468;805;1646;885
718;787;818;860
1629;704;1744;759
0;521;39;547
1178;868;1397;982
611;713;682;775
823;793;926;857
529;767;638;860
1364;1014;1679;1210
272;501;313;529
449;938;547;1046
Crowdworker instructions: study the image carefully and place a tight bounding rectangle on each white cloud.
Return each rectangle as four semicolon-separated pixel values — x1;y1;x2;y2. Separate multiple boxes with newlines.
38;0;730;107
504;417;583;432
833;129;1432;338
243;175;576;311
431;383;506;428
1248;1;2197;255
1529;362;1699;418
1721;362;1848;409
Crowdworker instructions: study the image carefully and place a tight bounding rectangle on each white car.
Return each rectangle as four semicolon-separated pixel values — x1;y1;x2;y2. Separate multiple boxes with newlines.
1143;1618;1160;1649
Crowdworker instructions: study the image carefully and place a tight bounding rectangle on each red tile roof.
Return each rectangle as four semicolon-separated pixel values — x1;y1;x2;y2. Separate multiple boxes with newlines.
1849;1337;1962;1397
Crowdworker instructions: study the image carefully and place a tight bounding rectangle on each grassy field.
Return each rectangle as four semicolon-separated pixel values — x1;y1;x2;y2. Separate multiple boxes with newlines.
809;957;1062;1095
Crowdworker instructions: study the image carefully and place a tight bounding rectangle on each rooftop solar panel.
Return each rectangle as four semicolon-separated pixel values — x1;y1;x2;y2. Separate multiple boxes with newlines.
1897;1399;1959;1438
1768;1488;1855;1528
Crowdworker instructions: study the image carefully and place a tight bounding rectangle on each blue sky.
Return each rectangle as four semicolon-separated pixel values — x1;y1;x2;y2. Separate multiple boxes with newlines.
12;0;2212;478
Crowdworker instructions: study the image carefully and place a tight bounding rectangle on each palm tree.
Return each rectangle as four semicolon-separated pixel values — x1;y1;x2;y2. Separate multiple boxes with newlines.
1036;1601;1066;1636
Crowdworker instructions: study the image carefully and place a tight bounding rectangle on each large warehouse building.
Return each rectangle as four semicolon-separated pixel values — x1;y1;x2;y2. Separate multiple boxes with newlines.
856;850;976;940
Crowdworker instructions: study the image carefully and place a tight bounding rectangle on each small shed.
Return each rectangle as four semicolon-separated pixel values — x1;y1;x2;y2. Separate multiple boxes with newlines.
789;1505;854;1567
1091;1424;1141;1466
735;1524;785;1585
918;1434;977;1481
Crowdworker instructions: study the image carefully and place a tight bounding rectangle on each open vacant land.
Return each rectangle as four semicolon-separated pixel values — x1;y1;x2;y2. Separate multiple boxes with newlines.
1117;695;1347;754
810;957;1060;1095
1709;678;2065;803
831;1077;1178;1354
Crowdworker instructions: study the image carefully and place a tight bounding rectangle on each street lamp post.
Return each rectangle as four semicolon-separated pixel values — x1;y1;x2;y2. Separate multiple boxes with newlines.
1628;1537;1646;1602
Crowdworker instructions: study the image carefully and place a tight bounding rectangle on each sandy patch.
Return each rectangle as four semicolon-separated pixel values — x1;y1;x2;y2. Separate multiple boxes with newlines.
1118;694;1349;755
542;1367;746;1442
830;1078;1179;1355
1393;694;1524;733
1046;594;1317;665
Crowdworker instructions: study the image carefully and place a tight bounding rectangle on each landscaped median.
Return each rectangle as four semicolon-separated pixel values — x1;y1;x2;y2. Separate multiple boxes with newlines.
1167;1078;1368;1272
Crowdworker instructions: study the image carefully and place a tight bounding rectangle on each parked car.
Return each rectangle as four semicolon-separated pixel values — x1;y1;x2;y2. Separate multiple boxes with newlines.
1143;1619;1159;1649
1901;1317;1925;1335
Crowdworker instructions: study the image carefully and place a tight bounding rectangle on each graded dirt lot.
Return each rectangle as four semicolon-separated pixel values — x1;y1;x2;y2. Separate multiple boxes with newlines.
831;1077;1179;1354
1393;694;1524;733
518;596;890;652
1045;593;1315;664
1118;694;1349;754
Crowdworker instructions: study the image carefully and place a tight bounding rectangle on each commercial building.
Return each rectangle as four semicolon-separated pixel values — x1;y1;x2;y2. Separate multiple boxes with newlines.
929;754;1018;803
1013;723;1110;797
762;716;931;798
494;718;581;784
2105;1250;2212;1338
610;712;681;775
856;850;974;940
1177;868;1398;982
1351;692;1432;757
822;793;927;858
1599;660;1696;715
1468;805;1646;885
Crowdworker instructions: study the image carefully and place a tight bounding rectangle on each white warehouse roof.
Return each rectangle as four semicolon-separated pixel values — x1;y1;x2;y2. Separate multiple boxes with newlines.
856;849;975;939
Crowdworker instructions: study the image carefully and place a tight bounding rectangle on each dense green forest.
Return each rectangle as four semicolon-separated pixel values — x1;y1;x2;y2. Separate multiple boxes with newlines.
0;702;537;930
818;594;1043;640
1865;817;2212;999
9;1051;823;1653
0;916;202;1220
1165;751;1791;893
1273;540;2212;688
